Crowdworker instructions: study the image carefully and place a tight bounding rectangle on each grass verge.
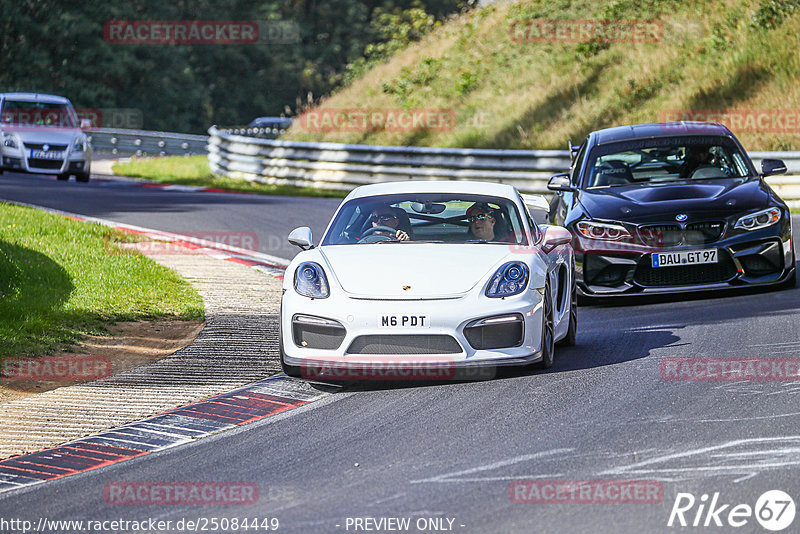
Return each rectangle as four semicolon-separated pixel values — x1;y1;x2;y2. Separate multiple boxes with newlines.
284;0;800;151
112;155;348;198
0;203;204;358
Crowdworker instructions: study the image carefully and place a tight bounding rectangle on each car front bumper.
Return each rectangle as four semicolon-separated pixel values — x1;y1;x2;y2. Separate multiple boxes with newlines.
574;219;794;296
280;288;546;379
1;145;91;175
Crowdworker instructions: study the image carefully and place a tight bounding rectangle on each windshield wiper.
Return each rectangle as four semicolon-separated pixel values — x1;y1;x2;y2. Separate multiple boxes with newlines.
376;239;444;244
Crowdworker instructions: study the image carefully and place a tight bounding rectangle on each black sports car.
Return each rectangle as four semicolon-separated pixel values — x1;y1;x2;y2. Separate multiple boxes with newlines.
547;122;795;296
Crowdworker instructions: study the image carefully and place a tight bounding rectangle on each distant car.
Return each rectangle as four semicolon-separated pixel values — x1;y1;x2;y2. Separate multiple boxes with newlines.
280;181;577;381
0;92;92;182
548;122;795;297
248;116;292;137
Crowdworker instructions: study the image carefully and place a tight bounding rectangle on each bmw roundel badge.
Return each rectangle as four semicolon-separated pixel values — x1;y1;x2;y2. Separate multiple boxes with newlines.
675;214;688;222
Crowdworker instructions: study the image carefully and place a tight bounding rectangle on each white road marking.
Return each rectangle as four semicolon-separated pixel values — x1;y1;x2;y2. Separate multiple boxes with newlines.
409;449;572;484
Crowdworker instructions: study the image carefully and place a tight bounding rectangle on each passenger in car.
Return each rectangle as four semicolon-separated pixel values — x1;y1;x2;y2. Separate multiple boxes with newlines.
466;203;514;243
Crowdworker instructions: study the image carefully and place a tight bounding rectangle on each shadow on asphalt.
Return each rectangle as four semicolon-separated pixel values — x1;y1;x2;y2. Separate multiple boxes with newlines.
321;325;681;392
323;265;800;392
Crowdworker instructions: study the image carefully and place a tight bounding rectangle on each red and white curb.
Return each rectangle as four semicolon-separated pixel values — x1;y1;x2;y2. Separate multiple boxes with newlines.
90;174;255;195
0;375;338;494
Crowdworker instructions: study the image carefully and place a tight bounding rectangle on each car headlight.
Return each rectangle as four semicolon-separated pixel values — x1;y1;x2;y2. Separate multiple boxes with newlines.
2;133;18;149
486;261;529;298
294;262;330;298
72;136;87;152
734;207;781;231
576;220;631;241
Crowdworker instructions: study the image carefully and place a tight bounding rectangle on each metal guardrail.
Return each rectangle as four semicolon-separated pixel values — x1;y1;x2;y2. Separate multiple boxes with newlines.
207;126;800;203
207;126;569;194
85;126;800;205
88;128;209;156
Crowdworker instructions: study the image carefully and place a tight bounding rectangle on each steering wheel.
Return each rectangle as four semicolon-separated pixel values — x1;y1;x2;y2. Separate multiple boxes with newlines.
359;225;397;243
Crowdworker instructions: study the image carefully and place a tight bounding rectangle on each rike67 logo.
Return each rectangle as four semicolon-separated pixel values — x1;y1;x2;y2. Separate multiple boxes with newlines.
668;490;795;531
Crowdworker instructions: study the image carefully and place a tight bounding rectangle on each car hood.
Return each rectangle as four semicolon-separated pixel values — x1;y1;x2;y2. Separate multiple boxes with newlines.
1;125;81;144
319;244;515;299
577;179;773;223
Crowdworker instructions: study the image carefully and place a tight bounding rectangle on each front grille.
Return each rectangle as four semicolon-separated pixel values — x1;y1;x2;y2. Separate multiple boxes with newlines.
347;335;462;355
23;143;68;151
639;224;682;247
27;158;63;170
634;251;737;286
685;222;725;244
638;222;725;247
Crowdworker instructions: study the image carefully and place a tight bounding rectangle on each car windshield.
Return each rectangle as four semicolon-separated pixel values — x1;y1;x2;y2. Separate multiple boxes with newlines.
321;193;529;246
585;135;753;188
1;100;78;128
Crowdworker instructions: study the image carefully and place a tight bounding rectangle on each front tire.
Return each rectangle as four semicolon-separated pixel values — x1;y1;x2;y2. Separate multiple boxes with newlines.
558;282;578;347
781;265;797;290
279;335;301;378
75;172;90;183
537;286;555;369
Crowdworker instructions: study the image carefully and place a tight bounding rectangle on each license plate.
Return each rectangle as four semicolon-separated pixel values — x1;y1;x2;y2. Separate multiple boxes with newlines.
379;315;429;328
652;249;717;267
30;150;64;159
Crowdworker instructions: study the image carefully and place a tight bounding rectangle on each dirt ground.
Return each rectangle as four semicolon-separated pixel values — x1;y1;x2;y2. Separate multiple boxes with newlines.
0;320;204;404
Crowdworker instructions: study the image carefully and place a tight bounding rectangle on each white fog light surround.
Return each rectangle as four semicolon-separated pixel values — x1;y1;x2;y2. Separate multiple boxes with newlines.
294;262;330;298
576;221;631;241
734;207;781;231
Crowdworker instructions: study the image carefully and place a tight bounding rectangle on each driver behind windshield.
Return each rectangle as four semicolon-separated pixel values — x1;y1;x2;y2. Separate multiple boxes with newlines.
366;206;410;241
679;146;715;178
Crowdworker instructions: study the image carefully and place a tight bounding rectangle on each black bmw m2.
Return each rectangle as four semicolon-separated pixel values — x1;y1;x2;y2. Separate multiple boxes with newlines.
547;122;795;297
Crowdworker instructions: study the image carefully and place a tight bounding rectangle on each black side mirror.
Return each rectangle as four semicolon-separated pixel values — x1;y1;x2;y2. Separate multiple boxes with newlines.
547;172;572;192
761;159;787;177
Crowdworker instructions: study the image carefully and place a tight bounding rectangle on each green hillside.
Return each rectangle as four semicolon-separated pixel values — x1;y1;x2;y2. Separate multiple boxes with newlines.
284;0;800;151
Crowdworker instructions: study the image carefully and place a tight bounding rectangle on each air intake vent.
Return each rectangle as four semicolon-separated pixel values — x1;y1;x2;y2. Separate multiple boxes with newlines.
347;335;462;354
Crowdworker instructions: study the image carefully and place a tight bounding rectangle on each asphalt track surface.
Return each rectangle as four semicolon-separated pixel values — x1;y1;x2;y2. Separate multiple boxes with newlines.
0;172;342;261
2;171;800;533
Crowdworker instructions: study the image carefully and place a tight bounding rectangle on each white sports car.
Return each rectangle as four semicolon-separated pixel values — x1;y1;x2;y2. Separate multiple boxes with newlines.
280;181;577;381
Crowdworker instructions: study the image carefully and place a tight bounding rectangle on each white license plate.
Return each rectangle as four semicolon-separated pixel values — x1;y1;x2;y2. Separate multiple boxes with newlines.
379;315;429;328
30;150;64;159
652;249;717;268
